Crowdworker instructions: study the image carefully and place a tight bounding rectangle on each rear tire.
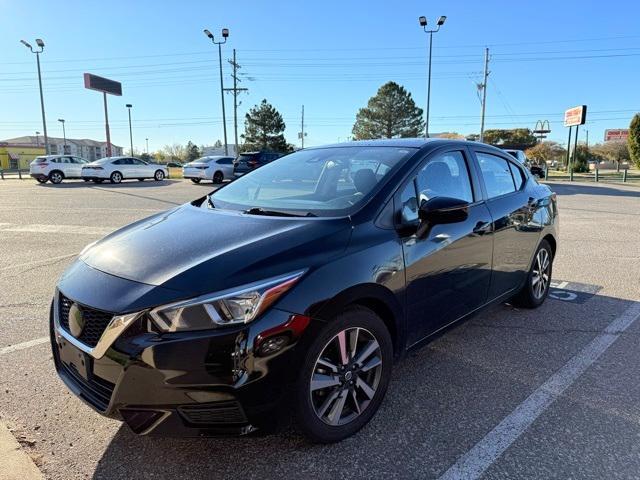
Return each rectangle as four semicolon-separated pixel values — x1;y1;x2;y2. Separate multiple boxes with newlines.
154;170;165;181
36;178;48;184
49;171;64;184
110;171;122;184
295;306;393;443
511;239;553;308
191;178;201;184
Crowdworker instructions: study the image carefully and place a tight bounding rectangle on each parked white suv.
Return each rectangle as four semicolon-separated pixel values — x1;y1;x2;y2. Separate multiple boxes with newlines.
81;156;168;184
182;156;235;184
29;155;88;184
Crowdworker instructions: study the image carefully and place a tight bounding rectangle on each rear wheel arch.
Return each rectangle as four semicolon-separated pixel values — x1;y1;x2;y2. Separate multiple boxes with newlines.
542;233;557;258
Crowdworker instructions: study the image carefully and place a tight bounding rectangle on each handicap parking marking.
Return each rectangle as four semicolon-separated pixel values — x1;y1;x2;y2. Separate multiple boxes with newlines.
548;279;601;304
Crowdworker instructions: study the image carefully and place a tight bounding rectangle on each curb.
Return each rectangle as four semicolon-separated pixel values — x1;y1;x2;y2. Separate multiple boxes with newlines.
0;422;44;480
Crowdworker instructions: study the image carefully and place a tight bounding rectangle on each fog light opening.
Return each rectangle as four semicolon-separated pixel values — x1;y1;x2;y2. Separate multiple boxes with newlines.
120;409;168;434
257;335;290;356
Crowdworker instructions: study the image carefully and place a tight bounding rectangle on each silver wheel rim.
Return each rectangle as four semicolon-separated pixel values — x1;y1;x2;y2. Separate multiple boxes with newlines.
51;173;61;183
310;327;383;426
156;171;163;180
113;173;121;182
532;248;551;299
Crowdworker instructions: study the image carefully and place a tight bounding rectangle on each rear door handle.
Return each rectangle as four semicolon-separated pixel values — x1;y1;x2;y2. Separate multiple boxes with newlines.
473;221;492;235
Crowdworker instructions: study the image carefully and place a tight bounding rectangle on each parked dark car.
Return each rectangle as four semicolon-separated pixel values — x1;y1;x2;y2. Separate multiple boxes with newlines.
233;151;283;177
50;139;558;443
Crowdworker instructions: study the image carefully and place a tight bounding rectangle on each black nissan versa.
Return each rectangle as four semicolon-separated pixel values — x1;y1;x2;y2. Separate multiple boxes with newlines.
50;139;558;443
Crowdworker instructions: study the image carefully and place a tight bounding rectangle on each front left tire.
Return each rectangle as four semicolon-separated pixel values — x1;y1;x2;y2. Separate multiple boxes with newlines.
154;170;165;181
295;306;393;443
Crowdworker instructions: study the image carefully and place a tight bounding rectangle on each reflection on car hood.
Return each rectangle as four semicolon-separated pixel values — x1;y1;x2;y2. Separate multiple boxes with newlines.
80;203;352;296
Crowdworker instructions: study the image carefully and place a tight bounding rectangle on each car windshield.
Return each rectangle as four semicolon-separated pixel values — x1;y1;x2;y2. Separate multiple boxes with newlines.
211;146;415;216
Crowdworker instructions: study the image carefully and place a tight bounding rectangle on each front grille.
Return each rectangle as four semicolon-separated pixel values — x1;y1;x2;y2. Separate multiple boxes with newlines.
58;357;115;412
178;401;247;425
59;293;113;348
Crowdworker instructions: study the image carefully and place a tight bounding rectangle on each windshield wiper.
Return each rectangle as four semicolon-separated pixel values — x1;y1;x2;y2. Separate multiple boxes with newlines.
206;194;215;208
243;207;317;217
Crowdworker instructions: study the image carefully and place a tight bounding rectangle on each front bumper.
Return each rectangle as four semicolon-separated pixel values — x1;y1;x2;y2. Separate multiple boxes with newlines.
50;289;314;437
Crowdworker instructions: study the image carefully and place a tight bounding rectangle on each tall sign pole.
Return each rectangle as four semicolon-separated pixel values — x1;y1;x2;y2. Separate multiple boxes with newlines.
564;105;587;182
84;73;122;158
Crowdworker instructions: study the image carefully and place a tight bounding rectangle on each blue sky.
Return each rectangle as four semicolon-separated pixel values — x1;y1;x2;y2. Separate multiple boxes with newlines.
2;0;639;152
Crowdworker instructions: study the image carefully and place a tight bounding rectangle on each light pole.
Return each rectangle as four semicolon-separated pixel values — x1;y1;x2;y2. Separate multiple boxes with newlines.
21;38;49;154
204;28;230;155
126;104;134;155
35;131;40;147
418;16;446;138
58;119;66;153
145;137;149;154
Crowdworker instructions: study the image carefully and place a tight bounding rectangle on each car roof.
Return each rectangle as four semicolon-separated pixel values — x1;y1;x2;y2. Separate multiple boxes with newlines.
313;138;470;149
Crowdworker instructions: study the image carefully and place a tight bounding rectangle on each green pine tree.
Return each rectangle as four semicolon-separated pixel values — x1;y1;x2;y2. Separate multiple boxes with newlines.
628;113;640;169
352;82;424;139
241;99;291;152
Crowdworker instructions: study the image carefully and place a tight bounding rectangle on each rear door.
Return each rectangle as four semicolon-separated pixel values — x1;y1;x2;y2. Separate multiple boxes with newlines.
472;149;542;299
399;147;494;345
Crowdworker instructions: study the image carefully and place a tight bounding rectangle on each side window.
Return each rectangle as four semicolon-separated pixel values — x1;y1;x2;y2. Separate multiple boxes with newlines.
508;161;525;190
113;159;123;165
415;151;474;204
60;157;70;164
477;152;516;198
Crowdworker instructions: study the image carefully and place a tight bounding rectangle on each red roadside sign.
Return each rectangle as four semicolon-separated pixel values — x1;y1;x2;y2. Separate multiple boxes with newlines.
564;105;587;127
604;129;629;141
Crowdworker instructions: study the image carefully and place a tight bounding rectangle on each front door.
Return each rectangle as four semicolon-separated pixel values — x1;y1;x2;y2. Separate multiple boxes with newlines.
399;149;494;346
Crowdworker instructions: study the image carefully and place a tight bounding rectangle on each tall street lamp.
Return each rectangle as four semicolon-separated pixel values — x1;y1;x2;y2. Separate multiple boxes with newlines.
35;131;41;147
204;27;230;155
58;118;66;153
126;104;134;155
145;137;149;154
21;38;49;154
419;15;446;138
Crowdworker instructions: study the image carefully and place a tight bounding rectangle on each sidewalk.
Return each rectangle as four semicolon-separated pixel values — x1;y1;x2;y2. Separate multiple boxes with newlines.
0;421;43;480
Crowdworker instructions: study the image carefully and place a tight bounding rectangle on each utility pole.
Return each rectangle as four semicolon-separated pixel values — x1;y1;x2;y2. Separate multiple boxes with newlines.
300;105;306;149
224;49;248;155
479;47;490;143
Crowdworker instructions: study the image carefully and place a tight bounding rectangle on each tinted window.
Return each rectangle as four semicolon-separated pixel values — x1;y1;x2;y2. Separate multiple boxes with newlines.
509;161;525;190
415;151;473;204
217;158;233;165
477;152;516;198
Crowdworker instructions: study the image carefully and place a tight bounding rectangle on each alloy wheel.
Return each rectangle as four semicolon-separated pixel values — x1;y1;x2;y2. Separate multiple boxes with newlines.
111;172;122;184
155;170;164;181
50;172;62;184
310;327;383;426
532;247;551;299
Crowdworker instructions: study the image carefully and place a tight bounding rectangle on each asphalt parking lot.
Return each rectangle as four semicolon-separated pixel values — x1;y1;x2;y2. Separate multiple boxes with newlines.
1;178;640;479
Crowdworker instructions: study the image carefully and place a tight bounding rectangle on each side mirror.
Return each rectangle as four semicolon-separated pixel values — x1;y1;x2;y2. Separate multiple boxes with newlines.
416;196;469;237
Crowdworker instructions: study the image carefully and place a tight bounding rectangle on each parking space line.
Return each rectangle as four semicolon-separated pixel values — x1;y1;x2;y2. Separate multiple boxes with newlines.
438;301;640;480
0;223;113;235
0;337;49;355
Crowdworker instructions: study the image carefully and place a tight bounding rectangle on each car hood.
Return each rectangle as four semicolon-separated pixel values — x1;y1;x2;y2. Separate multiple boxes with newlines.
79;201;353;297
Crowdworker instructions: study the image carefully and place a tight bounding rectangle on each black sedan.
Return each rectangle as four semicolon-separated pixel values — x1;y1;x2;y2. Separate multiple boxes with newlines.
50;139;558;443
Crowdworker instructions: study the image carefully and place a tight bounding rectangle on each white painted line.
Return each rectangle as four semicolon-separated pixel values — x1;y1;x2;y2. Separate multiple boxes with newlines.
0;337;49;355
552;280;569;289
438;301;640;480
0;253;77;272
0;223;112;236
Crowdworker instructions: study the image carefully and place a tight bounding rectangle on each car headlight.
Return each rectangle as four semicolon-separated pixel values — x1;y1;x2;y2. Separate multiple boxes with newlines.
149;271;305;332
